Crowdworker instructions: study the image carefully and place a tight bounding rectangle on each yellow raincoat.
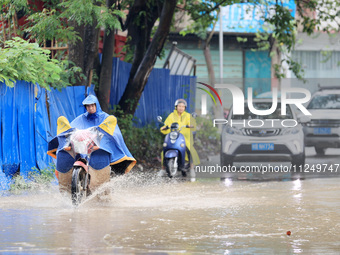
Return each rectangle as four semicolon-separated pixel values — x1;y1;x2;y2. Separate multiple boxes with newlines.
160;110;200;165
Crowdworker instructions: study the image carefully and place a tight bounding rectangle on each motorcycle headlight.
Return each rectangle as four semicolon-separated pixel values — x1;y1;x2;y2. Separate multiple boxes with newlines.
170;132;179;140
226;126;243;135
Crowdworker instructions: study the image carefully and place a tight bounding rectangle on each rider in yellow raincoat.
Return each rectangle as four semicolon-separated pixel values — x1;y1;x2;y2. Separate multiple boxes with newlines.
160;99;200;174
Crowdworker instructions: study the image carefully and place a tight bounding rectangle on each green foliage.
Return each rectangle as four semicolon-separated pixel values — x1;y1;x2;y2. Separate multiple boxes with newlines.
2;0;125;44
182;0;340;80
0;37;82;89
59;0;124;31
25;8;79;44
0;37;61;89
9;163;56;193
236;37;248;43
195;116;220;156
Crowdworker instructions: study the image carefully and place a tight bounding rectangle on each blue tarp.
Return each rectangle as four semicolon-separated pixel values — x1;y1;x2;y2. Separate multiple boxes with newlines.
110;58;131;106
48;86;88;136
35;87;52;170
16;81;39;178
0;84;10;190
0;58;196;190
1;83;20;177
110;58;197;126
134;69;196;126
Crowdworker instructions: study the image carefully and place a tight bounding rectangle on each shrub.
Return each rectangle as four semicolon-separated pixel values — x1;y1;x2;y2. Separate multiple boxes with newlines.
111;106;164;170
195;116;221;157
9;163;56;193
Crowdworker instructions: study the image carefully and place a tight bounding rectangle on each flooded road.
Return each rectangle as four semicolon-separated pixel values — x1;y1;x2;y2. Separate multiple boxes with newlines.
1;172;340;254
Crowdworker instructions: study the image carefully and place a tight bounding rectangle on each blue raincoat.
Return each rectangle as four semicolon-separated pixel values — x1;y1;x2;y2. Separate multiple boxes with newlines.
71;95;109;128
48;95;136;174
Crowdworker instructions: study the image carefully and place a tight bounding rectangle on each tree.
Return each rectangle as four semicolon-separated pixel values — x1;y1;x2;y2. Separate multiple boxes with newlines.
0;37;67;89
1;0;124;111
1;0;340;115
186;0;340;78
117;0;177;114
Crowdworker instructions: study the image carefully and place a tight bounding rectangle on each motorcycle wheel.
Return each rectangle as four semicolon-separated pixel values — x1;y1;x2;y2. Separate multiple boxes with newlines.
165;157;177;178
71;166;88;206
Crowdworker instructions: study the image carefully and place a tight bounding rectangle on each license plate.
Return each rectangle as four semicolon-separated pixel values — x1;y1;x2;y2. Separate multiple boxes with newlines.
251;143;274;151
313;128;331;134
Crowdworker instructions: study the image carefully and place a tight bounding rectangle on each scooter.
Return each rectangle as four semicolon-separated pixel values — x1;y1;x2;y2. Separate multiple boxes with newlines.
158;116;192;178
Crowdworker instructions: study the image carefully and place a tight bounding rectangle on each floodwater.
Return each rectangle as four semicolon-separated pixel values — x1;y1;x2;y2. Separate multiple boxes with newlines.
1;173;340;254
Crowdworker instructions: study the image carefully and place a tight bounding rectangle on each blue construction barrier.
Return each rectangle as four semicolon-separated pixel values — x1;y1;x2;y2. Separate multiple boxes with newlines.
110;59;196;126
16;81;39;178
1;84;20;178
47;85;95;136
0;58;196;190
35;87;53;170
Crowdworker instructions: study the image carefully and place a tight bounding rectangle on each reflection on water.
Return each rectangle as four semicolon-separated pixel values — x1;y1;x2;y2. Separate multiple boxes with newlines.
0;173;340;254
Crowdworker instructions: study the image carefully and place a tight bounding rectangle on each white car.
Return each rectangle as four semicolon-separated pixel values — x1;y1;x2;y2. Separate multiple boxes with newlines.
220;99;305;169
302;87;340;155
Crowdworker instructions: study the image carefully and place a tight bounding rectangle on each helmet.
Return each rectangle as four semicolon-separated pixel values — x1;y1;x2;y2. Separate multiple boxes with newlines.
174;99;187;108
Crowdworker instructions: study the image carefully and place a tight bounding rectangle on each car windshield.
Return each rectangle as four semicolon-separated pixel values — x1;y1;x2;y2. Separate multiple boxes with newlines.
232;102;293;120
307;94;340;109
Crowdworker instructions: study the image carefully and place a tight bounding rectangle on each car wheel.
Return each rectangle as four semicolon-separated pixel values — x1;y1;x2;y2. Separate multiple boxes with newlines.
315;147;325;156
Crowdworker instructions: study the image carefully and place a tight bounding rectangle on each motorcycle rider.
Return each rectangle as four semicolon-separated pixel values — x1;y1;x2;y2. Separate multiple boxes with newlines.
56;94;136;194
159;99;200;178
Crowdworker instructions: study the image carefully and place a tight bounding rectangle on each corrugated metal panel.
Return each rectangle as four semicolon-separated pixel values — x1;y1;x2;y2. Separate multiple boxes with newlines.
127;68;196;127
16;81;38;178
0;81;39;179
47;86;89;136
1;84;20;177
110;58;132;105
35;87;53;170
156;47;243;112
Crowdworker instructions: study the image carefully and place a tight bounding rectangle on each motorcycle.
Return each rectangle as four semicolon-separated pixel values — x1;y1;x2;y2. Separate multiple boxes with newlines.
158;116;193;178
48;116;136;206
65;127;102;205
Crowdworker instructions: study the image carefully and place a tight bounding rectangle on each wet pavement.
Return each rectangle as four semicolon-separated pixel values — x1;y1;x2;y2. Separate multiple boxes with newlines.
1;160;340;254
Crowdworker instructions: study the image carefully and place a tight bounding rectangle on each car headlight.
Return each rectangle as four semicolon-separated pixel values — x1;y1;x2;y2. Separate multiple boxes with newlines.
170;132;179;140
226;126;243;135
281;127;301;135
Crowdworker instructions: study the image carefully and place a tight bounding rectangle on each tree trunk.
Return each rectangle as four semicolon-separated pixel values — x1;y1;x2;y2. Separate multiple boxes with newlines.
203;21;223;119
83;23;99;88
97;0;116;113
203;44;216;86
118;0;177;115
68;21;85;85
68;21;99;88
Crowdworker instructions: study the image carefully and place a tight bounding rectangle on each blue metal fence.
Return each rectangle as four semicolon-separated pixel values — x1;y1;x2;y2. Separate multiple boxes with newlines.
0;58;196;190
